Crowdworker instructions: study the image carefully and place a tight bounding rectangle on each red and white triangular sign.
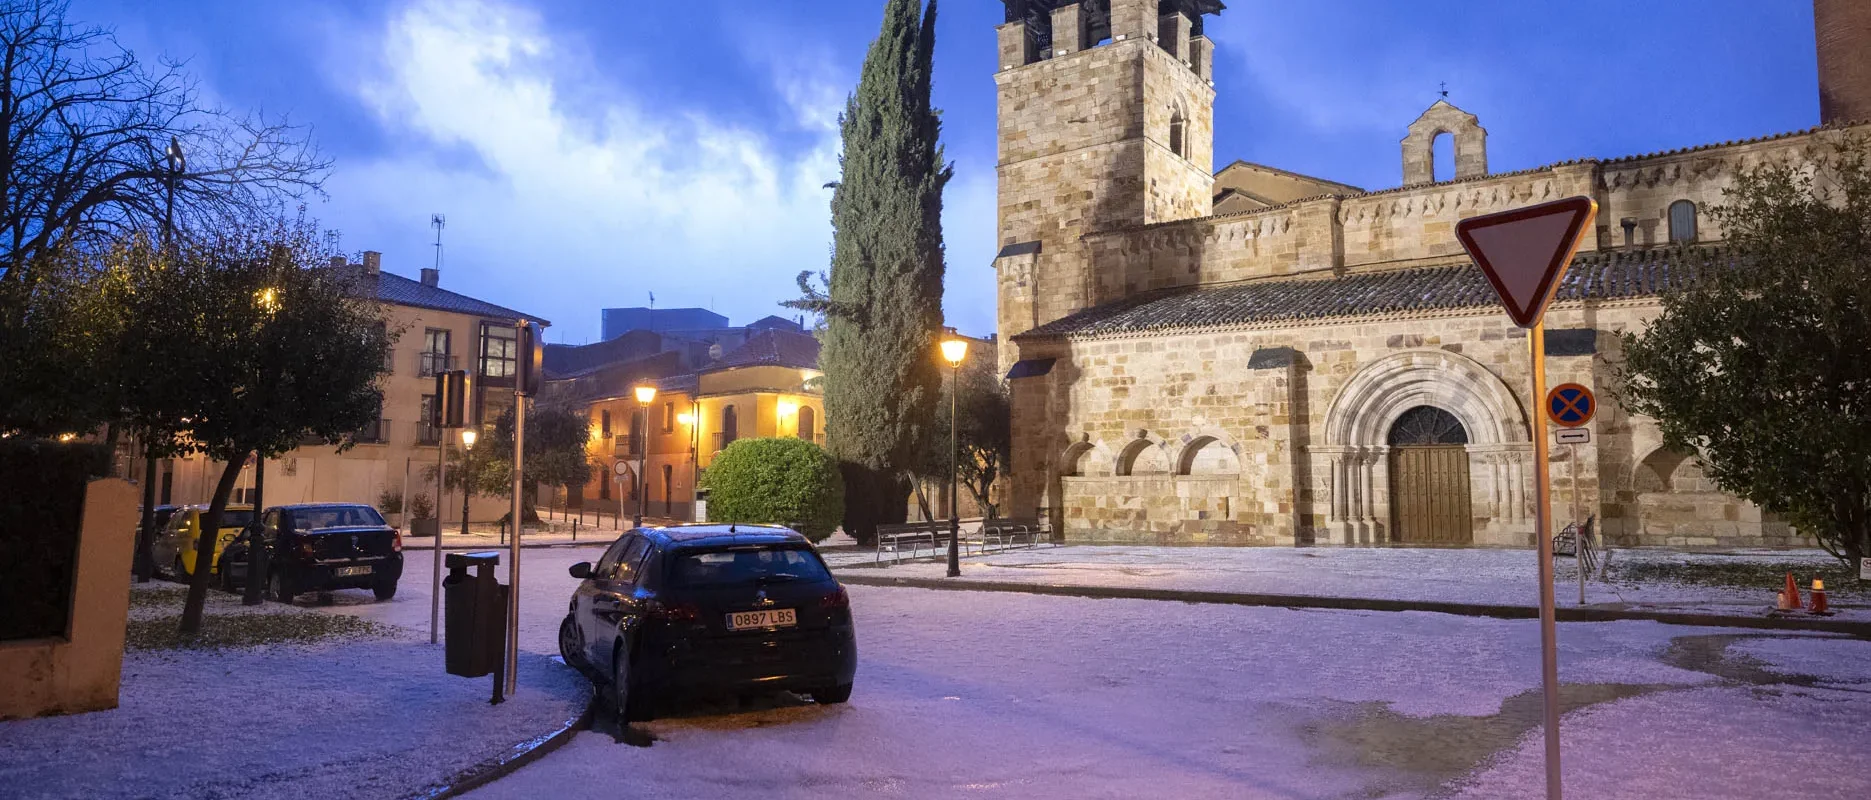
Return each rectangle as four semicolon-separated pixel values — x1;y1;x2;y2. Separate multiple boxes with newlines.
1456;196;1598;328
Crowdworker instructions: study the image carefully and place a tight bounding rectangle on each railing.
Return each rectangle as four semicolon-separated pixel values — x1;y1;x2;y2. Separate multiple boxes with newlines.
351;418;390;444
612;435;641;458
416;422;441;446
712;431;737;453
418;352;458;377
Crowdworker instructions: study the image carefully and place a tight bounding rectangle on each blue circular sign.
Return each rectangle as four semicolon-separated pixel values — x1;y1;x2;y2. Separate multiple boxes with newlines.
1546;384;1595;428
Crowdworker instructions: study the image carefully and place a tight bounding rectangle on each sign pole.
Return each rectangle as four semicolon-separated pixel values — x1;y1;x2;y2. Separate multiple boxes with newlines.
431;434;446;644
1528;320;1563;799
1571;441;1585;605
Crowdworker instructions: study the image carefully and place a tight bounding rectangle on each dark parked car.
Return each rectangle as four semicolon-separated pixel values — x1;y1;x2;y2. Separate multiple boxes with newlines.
559;525;856;721
218;503;404;602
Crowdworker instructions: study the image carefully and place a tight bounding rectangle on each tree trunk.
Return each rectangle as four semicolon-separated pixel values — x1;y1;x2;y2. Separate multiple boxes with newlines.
178;454;247;634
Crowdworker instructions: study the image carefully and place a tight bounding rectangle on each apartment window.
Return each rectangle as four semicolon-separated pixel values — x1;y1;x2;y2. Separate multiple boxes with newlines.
721;405;738;447
662;402;675;433
421;328;452;376
480;323;517;378
600;410;612;437
600;474;611;500
1668;200;1698;244
630;410;645;456
418;395;440;444
662;464;673;514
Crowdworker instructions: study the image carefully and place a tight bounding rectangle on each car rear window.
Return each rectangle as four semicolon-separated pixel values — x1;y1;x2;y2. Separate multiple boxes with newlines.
670;546;831;587
294;506;386;530
210;510;255;530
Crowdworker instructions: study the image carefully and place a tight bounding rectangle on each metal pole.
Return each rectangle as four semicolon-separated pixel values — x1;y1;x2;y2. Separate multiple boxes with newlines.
506;395;526;697
461;442;472;539
243;457;266;605
431;434;447;644
635;402;647;528
1571;441;1585;606
946;361;961;578
1529;320;1563;800
136;443;158;582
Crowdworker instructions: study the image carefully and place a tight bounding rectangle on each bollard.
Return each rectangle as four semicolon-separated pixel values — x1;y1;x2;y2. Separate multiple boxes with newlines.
573;519;579;541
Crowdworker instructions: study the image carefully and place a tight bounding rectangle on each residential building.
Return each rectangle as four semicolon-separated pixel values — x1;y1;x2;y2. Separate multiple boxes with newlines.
159;251;549;524
554;328;823;521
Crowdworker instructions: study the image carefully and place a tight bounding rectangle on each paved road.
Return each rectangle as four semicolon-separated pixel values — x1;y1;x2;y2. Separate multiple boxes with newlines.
309;545;1871;799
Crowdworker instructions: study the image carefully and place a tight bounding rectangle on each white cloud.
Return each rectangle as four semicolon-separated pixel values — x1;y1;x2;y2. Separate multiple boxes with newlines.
322;0;844;343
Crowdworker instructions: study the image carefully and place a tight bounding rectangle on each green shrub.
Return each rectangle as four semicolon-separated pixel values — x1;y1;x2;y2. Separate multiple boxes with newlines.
700;437;845;542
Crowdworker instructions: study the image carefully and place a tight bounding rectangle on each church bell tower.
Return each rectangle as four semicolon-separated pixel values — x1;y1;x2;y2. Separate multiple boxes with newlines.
992;0;1225;354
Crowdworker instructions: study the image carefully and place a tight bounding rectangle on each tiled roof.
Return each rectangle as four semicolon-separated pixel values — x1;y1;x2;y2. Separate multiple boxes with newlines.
1017;247;1710;340
339;267;549;325
707;329;821;371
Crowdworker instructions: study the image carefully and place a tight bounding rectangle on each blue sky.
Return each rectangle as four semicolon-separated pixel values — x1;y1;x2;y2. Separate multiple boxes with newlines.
73;0;1819;344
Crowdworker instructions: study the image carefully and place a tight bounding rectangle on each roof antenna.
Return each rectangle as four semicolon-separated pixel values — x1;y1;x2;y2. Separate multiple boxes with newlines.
729;524;736;533
430;213;446;273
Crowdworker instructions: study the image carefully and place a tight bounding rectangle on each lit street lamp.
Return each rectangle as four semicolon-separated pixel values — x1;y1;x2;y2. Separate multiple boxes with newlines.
939;336;969;578
460;428;477;538
633;385;656;527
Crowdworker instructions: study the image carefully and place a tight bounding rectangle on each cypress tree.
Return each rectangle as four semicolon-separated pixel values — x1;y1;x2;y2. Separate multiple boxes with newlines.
819;0;950;544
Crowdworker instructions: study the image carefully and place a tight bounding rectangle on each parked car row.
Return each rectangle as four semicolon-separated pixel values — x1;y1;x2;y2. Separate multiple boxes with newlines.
142;502;403;603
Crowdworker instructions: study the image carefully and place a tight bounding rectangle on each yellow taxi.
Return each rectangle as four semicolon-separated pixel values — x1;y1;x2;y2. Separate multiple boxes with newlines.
154;504;256;580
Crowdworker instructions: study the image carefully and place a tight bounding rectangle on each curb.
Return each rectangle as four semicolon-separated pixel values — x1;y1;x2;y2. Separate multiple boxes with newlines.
835;574;1871;636
413;695;597;800
403;542;608;551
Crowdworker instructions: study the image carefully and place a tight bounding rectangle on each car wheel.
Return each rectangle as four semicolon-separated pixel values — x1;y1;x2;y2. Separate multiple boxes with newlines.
269;569;295;604
810;683;853;705
558;616;585;674
372;580;397;601
612;641;650;722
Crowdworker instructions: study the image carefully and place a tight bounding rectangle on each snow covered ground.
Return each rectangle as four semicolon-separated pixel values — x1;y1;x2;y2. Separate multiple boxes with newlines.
0;583;588;800
849;545;1865;621
454;581;1871;800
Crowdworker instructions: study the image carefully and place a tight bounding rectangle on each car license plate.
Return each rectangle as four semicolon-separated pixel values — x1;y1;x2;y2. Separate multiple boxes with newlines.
334;566;372;577
726;608;796;631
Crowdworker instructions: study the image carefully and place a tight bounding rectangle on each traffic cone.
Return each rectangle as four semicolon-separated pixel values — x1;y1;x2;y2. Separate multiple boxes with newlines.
1783;572;1803;610
1810;579;1829;614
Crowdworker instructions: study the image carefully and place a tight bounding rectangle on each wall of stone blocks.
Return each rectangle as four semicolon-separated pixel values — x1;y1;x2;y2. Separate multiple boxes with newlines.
1008;301;1810;548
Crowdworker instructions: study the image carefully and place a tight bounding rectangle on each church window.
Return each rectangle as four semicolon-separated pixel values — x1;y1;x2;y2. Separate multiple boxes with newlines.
1168;111;1186;159
1668;200;1698;243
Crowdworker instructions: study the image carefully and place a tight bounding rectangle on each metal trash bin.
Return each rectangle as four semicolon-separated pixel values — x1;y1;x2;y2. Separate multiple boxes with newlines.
443;551;507;678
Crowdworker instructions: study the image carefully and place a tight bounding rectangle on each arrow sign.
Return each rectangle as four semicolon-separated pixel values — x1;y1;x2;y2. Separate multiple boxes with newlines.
1456;196;1598;328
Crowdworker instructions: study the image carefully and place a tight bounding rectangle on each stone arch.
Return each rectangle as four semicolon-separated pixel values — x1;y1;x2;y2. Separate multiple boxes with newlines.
1176;435;1241;475
1323;349;1529;447
1402;99;1487;185
1116;431;1172;476
1635;446;1713;493
1059;438;1115;477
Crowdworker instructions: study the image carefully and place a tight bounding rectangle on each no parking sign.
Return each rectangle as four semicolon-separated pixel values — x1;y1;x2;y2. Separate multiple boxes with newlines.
1545;384;1594;428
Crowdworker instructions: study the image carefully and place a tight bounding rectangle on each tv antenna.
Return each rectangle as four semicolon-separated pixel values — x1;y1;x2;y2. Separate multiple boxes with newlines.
430;213;446;271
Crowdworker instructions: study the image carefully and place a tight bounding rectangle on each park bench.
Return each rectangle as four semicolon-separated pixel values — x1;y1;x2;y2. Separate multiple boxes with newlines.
980;518;1052;552
875;520;945;564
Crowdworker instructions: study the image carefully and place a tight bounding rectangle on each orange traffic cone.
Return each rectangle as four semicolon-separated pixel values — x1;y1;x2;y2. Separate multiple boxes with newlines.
1783;572;1804;611
1810;579;1829;615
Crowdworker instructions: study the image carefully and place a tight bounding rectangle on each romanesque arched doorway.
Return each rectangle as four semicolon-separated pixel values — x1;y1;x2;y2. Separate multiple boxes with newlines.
1387;406;1472;544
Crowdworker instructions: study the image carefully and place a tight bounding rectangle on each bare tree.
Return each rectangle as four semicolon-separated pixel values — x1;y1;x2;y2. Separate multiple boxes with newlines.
0;0;328;304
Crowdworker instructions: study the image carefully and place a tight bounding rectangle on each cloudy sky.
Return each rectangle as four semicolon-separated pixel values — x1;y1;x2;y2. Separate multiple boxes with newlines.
74;0;1820;344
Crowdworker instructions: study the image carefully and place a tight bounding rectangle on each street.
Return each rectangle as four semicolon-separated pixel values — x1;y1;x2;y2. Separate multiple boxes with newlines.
315;545;1871;800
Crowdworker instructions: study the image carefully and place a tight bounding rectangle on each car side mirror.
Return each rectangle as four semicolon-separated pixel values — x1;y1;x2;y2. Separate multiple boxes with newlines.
569;562;592;580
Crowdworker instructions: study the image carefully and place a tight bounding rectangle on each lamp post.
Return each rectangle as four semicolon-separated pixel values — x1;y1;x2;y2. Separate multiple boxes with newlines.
242;285;279;607
677;408;697;521
135;138;186;584
939;336;969;578
633;385;656;527
460;428;477;537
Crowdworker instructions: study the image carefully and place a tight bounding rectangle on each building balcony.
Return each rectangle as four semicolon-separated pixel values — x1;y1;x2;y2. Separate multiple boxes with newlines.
612;434;641;458
350;418;390;445
416;422;442;446
419;352;458;377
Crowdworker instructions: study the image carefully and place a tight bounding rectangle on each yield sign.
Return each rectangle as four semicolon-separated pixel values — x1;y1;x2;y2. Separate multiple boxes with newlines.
1456;196;1598;328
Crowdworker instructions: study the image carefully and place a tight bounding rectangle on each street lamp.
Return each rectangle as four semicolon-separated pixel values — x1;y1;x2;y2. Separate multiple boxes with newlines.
633;385;656;527
459;428;477;538
136;139;185;584
939;336;969;578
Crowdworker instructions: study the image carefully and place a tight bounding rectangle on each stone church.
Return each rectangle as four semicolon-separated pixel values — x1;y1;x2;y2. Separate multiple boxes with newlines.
991;0;1871;547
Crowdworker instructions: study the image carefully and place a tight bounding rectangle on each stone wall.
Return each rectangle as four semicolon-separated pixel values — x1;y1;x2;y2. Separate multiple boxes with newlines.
1008;300;1813;548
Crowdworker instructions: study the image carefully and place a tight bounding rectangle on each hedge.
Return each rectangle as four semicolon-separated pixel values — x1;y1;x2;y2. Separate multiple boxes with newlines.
699;437;844;542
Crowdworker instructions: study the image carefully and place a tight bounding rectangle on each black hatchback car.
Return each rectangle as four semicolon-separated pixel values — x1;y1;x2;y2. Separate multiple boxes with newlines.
559;525;856;721
218;503;404;602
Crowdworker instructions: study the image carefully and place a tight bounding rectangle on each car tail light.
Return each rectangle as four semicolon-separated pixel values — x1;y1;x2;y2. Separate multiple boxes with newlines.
391;531;403;552
820;586;850;611
647;600;701;623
